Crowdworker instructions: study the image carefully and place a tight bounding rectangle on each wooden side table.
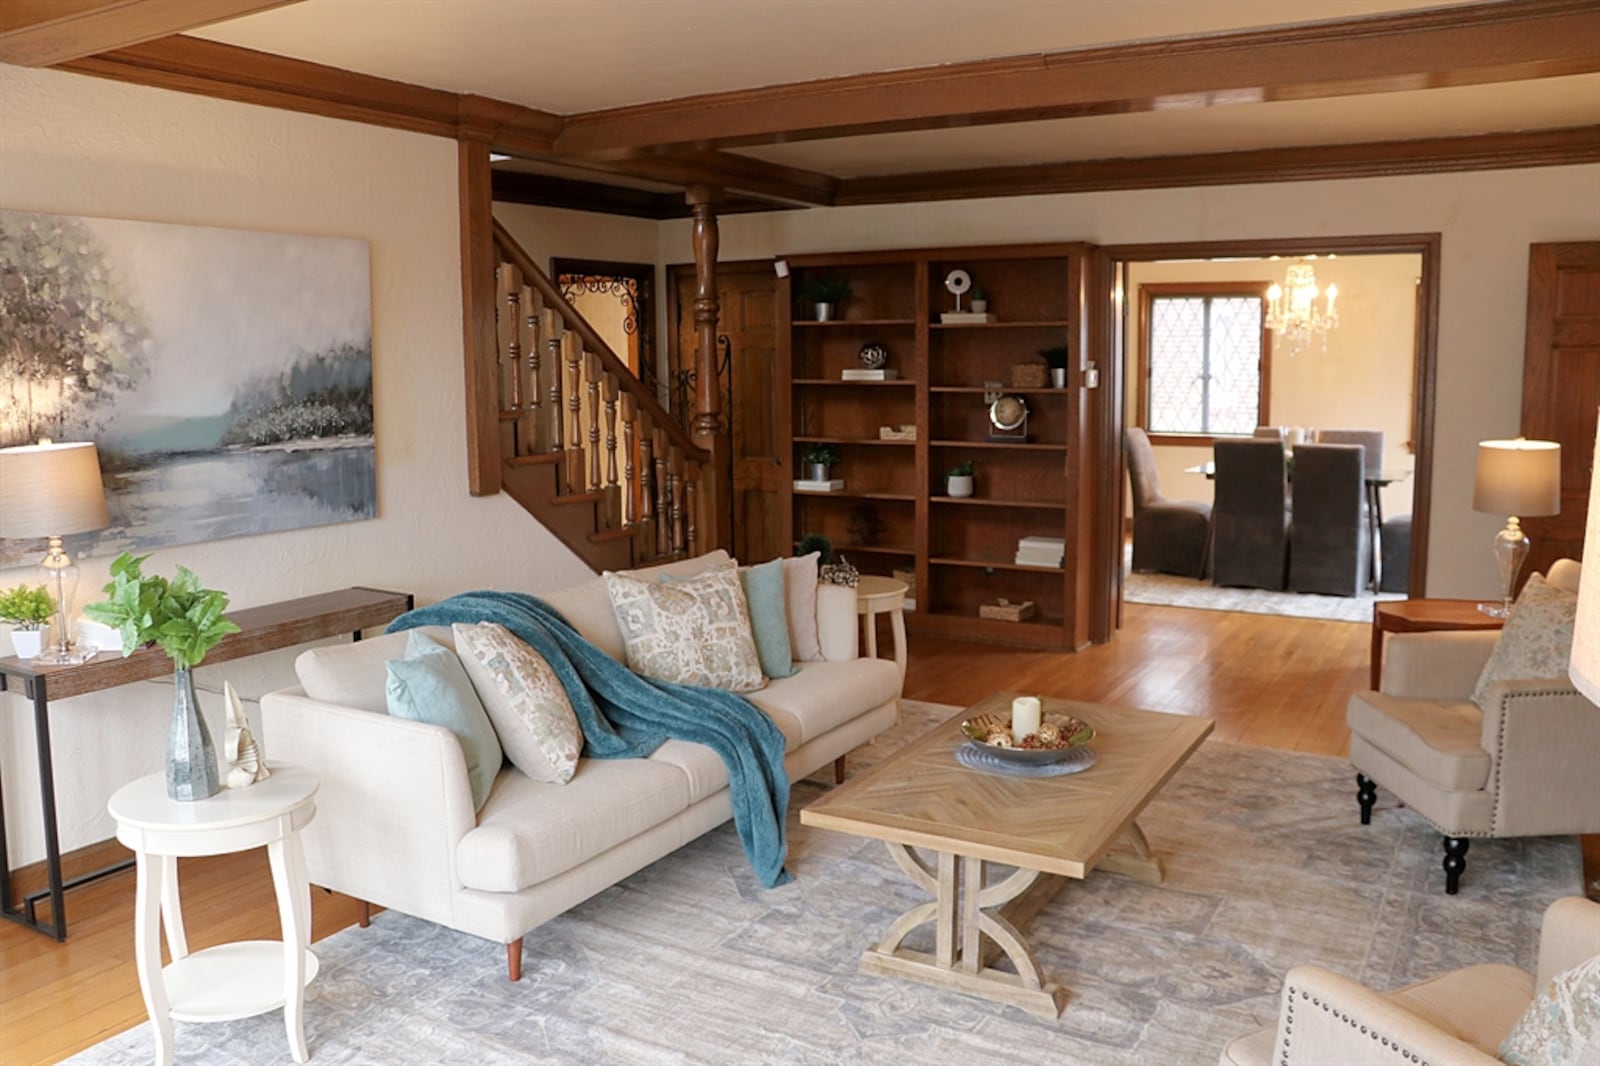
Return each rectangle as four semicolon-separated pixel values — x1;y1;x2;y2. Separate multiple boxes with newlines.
1370;599;1505;689
108;765;320;1065
855;576;908;675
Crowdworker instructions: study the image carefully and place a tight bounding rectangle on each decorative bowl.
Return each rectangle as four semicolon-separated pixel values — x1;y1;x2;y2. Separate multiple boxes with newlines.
959;712;1095;765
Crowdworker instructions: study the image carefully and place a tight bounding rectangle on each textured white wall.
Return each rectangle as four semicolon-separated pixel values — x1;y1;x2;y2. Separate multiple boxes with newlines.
0;66;594;866
661;167;1600;598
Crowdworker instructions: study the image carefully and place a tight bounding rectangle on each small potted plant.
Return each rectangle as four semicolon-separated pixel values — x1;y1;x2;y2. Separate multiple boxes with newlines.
801;443;841;481
970;287;989;314
1041;345;1070;388
947;459;975;498
799;276;853;322
85;552;242;801
0;583;55;659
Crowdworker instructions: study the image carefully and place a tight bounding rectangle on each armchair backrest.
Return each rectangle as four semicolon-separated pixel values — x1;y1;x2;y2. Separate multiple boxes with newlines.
1546;557;1581;594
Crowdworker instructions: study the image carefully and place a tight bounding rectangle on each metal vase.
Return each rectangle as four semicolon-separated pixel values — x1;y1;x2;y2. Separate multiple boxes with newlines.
813;302;834;322
167;664;221;801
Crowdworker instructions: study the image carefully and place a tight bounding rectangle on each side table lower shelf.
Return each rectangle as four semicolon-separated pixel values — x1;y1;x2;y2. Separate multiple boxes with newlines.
164;941;320;1023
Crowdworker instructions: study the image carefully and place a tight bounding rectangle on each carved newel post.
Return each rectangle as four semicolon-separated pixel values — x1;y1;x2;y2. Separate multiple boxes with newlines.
687;184;732;553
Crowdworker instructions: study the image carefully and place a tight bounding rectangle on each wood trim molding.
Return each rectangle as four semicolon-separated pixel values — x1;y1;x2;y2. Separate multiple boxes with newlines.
0;0;296;66
836;126;1600;205
552;0;1600;154
459;138;501;496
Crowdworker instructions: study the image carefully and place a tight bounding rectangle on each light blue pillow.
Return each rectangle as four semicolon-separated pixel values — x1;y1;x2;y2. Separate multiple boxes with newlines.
386;630;504;811
740;558;795;679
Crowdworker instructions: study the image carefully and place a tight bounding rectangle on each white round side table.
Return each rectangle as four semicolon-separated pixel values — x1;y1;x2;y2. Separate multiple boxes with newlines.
854;576;908;675
108;764;320;1066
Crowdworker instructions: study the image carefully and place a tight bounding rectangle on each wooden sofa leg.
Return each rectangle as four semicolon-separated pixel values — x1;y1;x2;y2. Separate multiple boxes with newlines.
358;900;371;928
834;755;846;785
1356;773;1376;825
507;939;523;982
1443;836;1470;895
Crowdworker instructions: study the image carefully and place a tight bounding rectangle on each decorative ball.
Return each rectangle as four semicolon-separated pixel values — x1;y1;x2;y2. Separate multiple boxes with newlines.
1037;722;1062;746
986;728;1015;748
858;342;889;370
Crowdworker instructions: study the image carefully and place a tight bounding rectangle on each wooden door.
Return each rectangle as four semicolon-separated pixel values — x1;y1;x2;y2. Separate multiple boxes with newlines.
1521;242;1600;576
671;263;785;563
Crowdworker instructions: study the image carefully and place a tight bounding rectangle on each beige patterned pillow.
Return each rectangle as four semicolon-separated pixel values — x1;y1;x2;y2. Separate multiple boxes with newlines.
1499;954;1600;1066
1471;574;1579;708
603;565;766;693
452;622;582;784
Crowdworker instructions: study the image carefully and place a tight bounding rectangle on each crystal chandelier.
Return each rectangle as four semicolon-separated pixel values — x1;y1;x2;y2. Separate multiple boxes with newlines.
1265;258;1339;353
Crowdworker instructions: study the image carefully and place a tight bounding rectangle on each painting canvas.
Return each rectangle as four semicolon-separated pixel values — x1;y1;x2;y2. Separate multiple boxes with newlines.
0;210;375;568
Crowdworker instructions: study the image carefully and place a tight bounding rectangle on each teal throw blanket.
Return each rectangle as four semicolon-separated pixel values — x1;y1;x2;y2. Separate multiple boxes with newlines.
389;591;791;888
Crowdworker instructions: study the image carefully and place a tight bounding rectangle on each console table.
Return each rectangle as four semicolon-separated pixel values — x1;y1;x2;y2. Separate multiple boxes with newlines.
0;585;412;941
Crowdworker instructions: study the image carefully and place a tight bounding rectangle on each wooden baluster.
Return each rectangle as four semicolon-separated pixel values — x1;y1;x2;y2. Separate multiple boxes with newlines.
564;333;585;494
585;352;603;494
653;428;671;558
602;374;622;529
501;263;523;413
684;461;699;559
619;392;638;529
542;308;563;454
668;445;685;557
637;413;657;561
494;264;517;417
518;286;540;456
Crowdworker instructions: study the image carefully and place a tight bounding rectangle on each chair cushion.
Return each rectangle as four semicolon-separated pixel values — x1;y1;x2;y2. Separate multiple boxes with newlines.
604;564;766;693
1346;691;1491;791
452;622;582;785
385;630;504;811
1500;955;1600;1066
1388;962;1533;1055
1472;574;1578;708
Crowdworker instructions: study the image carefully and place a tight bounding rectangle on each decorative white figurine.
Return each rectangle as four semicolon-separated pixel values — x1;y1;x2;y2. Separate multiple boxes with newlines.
223;680;270;788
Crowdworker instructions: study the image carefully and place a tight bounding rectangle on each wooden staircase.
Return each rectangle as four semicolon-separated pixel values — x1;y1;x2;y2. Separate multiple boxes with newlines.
489;222;708;572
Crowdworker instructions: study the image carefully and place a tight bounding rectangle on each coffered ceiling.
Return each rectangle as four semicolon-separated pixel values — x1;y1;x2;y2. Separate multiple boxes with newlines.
6;0;1598;215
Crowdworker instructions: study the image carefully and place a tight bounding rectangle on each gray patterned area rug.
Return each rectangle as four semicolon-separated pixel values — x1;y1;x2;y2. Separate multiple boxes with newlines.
70;701;1581;1066
1123;571;1403;623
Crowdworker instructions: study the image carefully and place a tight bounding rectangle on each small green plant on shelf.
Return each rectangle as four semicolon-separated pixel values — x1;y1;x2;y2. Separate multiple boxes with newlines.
946;459;975;498
947;459;974;478
800;443;841;481
797;532;835;564
798;276;853;321
1040;345;1069;387
0;584;54;630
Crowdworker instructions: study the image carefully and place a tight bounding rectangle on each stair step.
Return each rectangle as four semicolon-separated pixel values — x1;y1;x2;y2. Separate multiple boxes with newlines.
498;410;520;422
551;490;603;506
589;526;635;544
508;452;563;467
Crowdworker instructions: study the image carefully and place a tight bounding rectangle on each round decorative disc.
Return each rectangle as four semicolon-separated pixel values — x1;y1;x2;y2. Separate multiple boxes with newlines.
990;394;1027;431
858;342;889;369
944;269;972;296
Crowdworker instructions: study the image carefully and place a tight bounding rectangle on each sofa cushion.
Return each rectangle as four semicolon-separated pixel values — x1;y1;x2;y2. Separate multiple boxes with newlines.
385;630;504;811
784;553;823;662
452;622;582;785
1346;691;1491;791
605;565;766;693
456;756;690;892
542;550;735;663
1472;574;1578;709
296;626;451;713
748;658;901;748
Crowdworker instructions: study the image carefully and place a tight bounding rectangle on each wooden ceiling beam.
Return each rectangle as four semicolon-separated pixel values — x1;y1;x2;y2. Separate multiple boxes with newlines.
584;149;838;207
491;171;792;219
834;125;1600;205
0;0;298;66
553;0;1600;155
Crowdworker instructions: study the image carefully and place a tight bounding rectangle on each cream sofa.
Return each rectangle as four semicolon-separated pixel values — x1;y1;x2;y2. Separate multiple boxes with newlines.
259;551;901;979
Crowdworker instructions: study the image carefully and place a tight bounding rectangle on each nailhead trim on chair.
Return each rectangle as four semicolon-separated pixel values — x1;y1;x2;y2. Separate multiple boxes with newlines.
1279;986;1431;1065
1486;685;1576;836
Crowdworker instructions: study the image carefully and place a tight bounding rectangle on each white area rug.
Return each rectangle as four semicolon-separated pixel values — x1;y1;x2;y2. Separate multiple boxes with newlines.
70;700;1581;1065
1123;571;1403;623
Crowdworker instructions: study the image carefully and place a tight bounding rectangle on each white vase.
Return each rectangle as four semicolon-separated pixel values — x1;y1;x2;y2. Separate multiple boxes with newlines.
947;475;974;498
971;299;988;313
1051;367;1067;388
10;627;46;659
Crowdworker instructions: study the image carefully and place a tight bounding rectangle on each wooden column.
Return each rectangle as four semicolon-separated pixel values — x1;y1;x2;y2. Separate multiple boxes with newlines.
458;136;501;496
686;184;732;553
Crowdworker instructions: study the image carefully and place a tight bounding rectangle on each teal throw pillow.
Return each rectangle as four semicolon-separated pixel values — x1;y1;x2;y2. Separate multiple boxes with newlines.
740;558;796;679
386;629;504;811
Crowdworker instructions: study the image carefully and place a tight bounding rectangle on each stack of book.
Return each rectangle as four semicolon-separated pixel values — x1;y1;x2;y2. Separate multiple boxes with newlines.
1014;535;1065;568
793;478;845;493
841;368;898;381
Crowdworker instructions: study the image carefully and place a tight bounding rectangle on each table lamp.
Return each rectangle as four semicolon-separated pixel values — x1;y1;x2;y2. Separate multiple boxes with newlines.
1571;418;1600;705
1471;438;1560;618
0;440;110;663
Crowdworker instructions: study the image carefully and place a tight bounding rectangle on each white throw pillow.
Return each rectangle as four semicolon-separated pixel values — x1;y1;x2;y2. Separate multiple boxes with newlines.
604;565;766;693
783;552;823;662
1471;574;1578;708
1499;954;1600;1066
451;622;582;784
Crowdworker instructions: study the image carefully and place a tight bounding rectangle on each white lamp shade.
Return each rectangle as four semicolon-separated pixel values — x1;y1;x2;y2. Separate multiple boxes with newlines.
1571;418;1600;705
1472;439;1560;517
0;441;110;538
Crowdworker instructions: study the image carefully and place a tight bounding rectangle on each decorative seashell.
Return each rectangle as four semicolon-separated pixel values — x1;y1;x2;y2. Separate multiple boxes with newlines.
223;681;270;788
1037;722;1062;746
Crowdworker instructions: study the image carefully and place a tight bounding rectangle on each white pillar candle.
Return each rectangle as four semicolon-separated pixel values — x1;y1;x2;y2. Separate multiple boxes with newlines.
1011;696;1042;739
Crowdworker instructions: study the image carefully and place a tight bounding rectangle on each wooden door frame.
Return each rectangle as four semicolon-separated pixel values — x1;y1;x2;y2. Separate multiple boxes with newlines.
1100;233;1441;614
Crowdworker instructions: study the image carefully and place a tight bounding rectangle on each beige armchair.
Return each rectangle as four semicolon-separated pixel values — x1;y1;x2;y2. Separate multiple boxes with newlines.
1346;560;1600;893
1219;896;1600;1065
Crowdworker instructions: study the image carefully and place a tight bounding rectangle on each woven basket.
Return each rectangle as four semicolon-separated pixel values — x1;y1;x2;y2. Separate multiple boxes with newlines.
1010;363;1048;388
979;599;1036;622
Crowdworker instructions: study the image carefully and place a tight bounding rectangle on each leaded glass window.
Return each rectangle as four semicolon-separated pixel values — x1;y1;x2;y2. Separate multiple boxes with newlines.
1145;290;1267;436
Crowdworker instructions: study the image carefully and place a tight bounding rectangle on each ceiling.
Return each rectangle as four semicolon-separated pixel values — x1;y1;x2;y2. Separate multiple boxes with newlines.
7;0;1598;214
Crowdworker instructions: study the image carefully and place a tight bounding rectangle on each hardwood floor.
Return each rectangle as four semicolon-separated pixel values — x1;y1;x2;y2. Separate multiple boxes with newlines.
0;601;1588;1064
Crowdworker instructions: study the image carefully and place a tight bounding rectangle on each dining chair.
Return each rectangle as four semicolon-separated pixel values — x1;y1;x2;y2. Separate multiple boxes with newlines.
1210;438;1289;590
1124;427;1211;578
1314;428;1384;479
1288;443;1371;596
1251;426;1285;440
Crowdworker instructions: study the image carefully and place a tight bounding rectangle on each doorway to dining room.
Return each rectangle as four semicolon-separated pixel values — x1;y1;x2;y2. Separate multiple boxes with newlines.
1105;234;1439;615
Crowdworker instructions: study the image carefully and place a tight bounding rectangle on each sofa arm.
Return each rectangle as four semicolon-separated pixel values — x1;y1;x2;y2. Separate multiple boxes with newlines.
1382;631;1498;699
1477;680;1600;838
816;583;859;662
1275;966;1499;1065
260;687;478;926
1537;897;1600;987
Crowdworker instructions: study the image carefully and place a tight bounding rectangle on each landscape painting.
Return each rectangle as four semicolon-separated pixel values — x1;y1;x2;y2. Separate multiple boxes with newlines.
0;209;375;568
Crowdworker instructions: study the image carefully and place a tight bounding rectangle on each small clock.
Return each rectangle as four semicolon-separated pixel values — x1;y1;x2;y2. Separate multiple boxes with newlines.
858;342;889;370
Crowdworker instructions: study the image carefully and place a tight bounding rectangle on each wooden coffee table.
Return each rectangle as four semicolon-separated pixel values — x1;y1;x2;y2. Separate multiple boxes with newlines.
801;694;1212;1019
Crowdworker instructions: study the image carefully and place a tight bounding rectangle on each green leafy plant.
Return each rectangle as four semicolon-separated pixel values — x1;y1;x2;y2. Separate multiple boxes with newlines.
83;553;241;668
796;532;835;564
971;287;987;301
947;459;975;478
1039;345;1070;370
0;584;54;629
798;276;853;306
801;443;841;466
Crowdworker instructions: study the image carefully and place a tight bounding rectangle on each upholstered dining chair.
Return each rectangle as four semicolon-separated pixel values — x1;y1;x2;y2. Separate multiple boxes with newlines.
1316;428;1384;479
1124;426;1211;578
1251;425;1286;440
1288;443;1371;596
1210;438;1289;590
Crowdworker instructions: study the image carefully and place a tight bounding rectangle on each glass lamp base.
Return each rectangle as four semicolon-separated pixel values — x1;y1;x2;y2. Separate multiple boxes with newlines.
1476;602;1513;619
33;643;97;665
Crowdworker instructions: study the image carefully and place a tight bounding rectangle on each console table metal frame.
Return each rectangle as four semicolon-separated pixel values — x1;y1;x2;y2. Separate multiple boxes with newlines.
0;585;412;941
